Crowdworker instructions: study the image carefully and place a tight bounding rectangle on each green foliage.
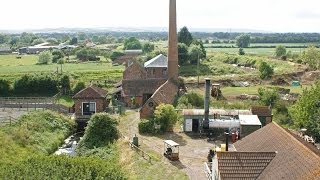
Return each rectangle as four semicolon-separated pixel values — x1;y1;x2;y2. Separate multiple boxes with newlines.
259;61;274;79
69;37;78;45
13;74;59;95
178;43;189;65
142;42;155;53
275;45;287;57
301;46;320;70
188;45;203;65
52;49;65;63
38;51;53;65
59;74;71;94
75;47;101;61
0;34;10;44
154;104;178;132
31;38;45;46
138;119;155;134
77;113;119;154
0;79;11;96
191;40;206;59
290;81;320;141
0;155;126;179
176;92;204;109
110;51;125;61
72;81;86;94
236;34;251;48
0;111;74;166
123;37;142;50
258;87;279;106
178;26;193;46
239;48;245;55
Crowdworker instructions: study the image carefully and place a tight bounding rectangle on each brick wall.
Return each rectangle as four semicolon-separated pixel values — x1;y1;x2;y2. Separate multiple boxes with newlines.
146;67;167;79
123;62;146;80
74;98;108;116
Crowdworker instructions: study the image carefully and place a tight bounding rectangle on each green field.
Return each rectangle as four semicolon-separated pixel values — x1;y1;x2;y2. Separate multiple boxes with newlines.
206;47;307;56
0;55;124;84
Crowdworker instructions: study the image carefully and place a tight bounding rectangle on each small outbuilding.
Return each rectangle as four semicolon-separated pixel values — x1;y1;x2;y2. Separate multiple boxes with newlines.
239;115;262;137
251;106;272;126
72;85;110;119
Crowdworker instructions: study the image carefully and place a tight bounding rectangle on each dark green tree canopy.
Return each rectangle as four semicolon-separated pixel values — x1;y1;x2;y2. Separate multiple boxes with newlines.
178;26;193;46
142;42;155;53
236;34;251;48
124;37;142;50
178;43;189;65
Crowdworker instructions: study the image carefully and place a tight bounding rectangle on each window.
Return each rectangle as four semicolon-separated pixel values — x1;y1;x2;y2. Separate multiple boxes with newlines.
82;102;96;115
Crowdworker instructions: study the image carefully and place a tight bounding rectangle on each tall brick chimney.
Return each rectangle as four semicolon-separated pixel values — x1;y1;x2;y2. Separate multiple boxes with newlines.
167;0;178;80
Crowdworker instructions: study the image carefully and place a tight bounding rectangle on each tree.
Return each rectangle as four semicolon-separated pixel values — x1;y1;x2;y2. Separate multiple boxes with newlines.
38;51;53;64
188;45;203;65
31;38;45;46
258;87;279;106
275;45;287;57
290;81;320;141
236;34;251;48
142;42;155;53
123;37;142;50
52;49;65;63
178;26;193;46
192;40;206;59
178;43;189;65
259;61;274;79
59;75;71;95
72;81;86;94
154;104;178;132
239;48;245;55
46;38;59;45
0;34;9;44
77;32;87;41
301;46;320;70
69;37;78;45
0;79;10;96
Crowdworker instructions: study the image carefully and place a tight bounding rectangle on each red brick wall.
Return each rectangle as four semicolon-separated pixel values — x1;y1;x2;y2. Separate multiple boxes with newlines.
146;67;167;79
74;98;108;116
123;63;146;80
140;104;155;119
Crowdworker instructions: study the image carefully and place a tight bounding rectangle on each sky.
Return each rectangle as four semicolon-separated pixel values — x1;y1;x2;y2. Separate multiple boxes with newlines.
1;0;320;32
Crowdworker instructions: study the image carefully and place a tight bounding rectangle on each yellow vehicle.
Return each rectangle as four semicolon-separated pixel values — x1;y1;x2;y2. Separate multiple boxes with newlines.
163;140;180;161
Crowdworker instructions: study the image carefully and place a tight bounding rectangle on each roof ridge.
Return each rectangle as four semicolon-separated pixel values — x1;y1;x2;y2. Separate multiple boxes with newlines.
273;122;320;159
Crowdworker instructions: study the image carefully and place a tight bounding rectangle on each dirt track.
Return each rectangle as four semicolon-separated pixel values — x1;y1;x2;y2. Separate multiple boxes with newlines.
121;110;220;180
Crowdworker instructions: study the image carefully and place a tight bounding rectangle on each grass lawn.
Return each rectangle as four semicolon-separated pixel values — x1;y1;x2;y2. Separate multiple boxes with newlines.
0;54;124;83
57;95;74;107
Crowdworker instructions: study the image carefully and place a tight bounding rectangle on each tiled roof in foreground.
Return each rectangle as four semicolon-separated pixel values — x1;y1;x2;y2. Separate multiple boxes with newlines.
234;122;320;180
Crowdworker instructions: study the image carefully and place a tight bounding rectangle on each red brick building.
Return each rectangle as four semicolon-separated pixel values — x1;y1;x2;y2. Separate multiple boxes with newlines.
73;85;109;119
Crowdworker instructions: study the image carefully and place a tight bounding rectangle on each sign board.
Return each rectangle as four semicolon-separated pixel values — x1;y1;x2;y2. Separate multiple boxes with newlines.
185;119;192;132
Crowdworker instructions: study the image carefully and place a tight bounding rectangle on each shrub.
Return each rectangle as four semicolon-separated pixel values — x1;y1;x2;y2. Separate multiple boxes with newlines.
77;113;119;154
259;61;274;79
239;48;245;55
177;92;204;108
38;51;53;64
138;119;155;134
52;49;64;63
154;104;178;132
258;87;279;107
0;79;11;96
275;45;287;57
72;81;86;94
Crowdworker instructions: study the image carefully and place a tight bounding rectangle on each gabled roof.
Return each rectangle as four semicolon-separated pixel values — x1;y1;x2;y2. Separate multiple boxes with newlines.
251;106;272;116
150;80;178;105
217;152;276;179
73;85;107;99
144;54;168;68
234;122;320;180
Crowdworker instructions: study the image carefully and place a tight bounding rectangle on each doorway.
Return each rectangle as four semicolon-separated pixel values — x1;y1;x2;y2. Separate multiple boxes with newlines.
192;119;199;132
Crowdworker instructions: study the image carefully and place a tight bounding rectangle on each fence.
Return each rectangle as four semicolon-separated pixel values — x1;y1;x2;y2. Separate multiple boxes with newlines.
0;116;18;126
129;141;152;163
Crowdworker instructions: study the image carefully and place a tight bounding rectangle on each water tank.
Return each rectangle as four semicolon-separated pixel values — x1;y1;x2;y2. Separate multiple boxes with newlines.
132;135;139;147
208;119;240;129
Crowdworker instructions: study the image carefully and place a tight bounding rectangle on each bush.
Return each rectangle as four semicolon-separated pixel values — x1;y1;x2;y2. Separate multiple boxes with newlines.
258;87;279;107
38;51;53;64
72;81;86;94
138;119;155;134
154;104;178;132
52;49;64;63
77;113;119;154
0;79;11;96
110;51;125;61
239;48;245;55
176;92;204;108
275;45;287;57
259;61;274;79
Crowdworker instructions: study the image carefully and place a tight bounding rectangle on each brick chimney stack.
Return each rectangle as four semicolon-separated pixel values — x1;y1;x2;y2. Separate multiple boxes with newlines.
167;0;178;80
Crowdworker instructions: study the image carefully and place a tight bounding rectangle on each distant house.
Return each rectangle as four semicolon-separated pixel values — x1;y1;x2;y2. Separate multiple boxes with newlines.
0;47;12;54
18;42;76;54
72;85;110;119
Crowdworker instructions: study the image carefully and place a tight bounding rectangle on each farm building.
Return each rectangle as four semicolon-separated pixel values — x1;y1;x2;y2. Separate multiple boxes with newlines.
18;43;76;54
72;85;110;120
0;47;12;54
250;106;272;126
114;0;179;119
